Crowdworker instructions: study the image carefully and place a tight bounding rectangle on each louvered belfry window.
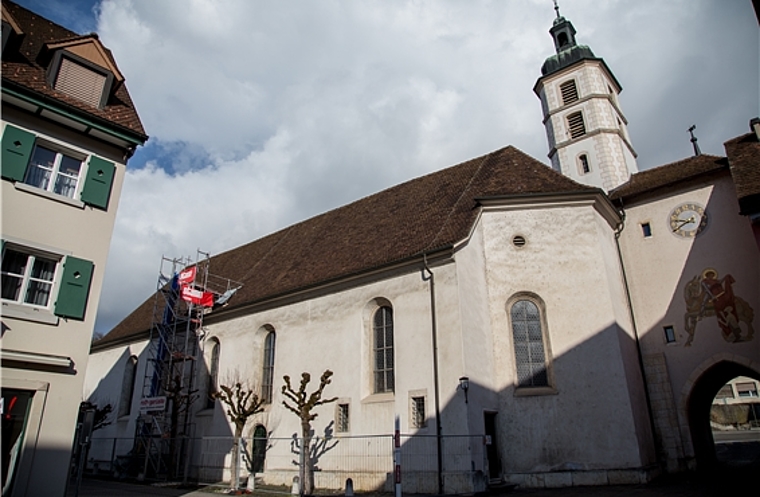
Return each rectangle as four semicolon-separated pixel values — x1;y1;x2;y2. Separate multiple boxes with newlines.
559;80;578;105
567;111;586;139
54;57;107;108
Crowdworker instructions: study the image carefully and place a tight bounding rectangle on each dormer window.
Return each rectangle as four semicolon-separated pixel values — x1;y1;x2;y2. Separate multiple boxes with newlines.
54;56;108;108
45;37;123;110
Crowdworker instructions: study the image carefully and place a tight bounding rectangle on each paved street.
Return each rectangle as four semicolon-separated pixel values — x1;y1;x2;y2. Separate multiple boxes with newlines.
70;470;755;497
70;441;759;497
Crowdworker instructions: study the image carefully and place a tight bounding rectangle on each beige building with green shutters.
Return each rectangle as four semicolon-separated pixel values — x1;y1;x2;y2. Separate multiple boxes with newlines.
0;2;147;495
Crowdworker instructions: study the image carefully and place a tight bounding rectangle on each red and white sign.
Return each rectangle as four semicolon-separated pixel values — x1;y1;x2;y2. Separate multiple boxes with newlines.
178;267;196;285
180;285;214;307
139;396;166;413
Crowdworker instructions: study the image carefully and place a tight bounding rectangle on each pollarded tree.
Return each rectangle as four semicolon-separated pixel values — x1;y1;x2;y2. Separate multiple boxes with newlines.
281;370;337;496
214;382;265;490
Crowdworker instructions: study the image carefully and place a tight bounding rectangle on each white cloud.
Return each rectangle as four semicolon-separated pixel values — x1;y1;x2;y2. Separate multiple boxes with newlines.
93;0;758;334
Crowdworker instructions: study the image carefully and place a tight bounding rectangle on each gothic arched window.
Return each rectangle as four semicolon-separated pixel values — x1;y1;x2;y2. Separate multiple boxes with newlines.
118;355;138;417
373;306;394;394
510;298;551;389
206;338;220;409
262;331;276;403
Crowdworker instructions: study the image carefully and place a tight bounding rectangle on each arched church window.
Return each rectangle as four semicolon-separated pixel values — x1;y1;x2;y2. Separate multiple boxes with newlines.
557;32;569;48
559;80;578;105
567;111;586;139
373;306;394;394
206;338;220;409
578;154;590;174
262;330;276;403
509;298;551;389
252;424;267;473
118;355;138;417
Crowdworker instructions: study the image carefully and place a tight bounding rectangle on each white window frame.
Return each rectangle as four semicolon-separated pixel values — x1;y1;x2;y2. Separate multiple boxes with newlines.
22;140;85;200
1;244;61;309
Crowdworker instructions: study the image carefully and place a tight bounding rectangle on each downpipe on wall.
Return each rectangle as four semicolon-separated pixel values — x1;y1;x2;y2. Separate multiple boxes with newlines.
422;253;444;495
613;206;661;470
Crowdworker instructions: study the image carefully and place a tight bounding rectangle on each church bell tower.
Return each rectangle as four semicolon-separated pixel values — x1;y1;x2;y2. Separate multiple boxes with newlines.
533;4;638;191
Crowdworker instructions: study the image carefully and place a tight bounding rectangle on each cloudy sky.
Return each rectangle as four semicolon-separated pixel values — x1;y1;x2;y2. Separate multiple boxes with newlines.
14;0;759;336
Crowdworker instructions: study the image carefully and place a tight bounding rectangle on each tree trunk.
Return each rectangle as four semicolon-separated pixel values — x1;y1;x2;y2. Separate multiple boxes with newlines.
302;421;314;495
231;423;244;489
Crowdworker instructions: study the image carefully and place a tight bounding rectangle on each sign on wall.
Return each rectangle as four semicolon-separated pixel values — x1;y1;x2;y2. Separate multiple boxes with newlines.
139;396;167;413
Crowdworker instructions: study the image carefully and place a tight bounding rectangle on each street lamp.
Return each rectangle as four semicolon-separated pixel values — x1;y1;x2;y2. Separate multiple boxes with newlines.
458;376;470;404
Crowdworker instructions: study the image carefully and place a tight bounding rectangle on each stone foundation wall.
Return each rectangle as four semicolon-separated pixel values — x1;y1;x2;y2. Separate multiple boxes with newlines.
505;466;660;489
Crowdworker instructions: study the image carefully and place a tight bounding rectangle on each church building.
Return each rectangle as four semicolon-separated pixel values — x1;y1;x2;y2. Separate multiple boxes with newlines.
84;7;759;492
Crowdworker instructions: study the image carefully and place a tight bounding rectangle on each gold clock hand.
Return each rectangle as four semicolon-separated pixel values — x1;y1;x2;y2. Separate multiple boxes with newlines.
672;216;695;232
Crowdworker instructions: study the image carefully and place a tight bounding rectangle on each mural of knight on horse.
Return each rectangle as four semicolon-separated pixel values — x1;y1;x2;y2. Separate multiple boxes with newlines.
683;268;755;346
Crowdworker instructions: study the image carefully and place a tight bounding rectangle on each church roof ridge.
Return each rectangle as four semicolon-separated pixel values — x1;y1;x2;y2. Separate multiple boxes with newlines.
609;154;727;201
95;145;593;348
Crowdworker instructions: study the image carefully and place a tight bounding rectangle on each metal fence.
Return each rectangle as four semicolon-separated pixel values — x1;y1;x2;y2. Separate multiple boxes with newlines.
85;433;487;493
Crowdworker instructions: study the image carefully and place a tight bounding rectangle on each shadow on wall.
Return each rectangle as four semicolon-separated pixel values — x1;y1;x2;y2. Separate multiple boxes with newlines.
84;335;234;483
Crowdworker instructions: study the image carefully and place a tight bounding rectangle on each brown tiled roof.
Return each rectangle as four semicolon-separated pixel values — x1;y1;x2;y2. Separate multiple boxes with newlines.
609;154;728;201
95;146;594;348
724;131;760;215
2;0;147;140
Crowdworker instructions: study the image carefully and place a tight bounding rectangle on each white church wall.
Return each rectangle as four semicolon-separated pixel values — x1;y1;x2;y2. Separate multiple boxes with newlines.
591;206;657;467
182;261;473;490
478;201;650;480
84;339;149;472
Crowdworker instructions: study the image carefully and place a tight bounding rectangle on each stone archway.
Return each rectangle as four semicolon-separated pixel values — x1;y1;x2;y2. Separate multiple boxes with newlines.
686;360;760;470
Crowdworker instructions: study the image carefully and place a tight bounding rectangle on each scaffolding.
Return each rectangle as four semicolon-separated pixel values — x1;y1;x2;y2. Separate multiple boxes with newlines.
135;252;241;481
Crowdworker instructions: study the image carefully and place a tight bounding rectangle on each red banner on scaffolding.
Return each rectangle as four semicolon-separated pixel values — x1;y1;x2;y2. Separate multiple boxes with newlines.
178;267;196;286
180;285;214;307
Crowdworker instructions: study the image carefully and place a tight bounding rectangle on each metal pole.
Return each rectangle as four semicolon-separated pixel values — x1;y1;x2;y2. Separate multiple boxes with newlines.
423;254;443;495
394;416;401;497
299;436;305;497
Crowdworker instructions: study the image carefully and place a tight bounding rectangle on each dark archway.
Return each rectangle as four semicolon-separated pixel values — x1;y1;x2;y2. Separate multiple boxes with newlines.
252;424;267;474
687;361;760;470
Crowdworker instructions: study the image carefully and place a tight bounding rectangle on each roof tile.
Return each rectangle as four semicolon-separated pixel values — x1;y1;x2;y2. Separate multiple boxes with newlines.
609;154;727;201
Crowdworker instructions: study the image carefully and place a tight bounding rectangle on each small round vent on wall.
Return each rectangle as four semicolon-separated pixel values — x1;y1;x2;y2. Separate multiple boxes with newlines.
512;235;526;247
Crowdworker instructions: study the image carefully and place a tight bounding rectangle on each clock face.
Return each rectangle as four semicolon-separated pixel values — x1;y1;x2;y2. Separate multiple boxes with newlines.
669;202;708;238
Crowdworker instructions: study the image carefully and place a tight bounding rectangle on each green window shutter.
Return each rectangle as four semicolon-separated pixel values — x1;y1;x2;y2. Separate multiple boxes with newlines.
80;156;115;209
54;256;94;320
1;124;35;181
